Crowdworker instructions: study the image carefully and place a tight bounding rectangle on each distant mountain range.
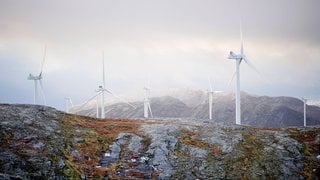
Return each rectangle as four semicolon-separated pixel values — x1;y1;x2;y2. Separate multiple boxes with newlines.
71;89;320;128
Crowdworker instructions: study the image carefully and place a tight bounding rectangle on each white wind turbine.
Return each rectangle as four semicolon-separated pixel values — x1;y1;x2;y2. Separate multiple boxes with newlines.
208;78;214;120
143;87;153;119
81;52;136;119
27;46;47;105
228;21;260;125
302;98;307;127
64;97;74;113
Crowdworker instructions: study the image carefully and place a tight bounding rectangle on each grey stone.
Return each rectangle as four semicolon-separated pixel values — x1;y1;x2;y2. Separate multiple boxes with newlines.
128;134;143;153
57;159;65;169
27;140;45;150
70;150;81;159
109;142;121;160
72;137;84;143
181;145;208;158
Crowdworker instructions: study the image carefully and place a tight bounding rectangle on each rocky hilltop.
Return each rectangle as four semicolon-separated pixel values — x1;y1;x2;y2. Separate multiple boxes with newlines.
0;104;320;179
73;91;320;128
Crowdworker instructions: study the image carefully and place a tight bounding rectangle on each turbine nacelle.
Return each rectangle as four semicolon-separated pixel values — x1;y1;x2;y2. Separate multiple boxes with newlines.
28;73;41;80
228;51;244;60
96;85;107;93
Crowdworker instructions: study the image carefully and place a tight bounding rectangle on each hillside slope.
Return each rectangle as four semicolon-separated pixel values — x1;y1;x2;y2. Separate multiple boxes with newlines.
0;104;319;179
72;91;320;128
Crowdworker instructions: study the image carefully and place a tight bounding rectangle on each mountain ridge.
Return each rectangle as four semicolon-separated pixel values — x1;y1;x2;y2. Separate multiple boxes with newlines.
72;91;320;128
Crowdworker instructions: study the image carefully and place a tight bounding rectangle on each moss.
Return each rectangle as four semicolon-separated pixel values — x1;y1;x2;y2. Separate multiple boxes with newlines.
63;158;81;178
286;128;320;179
242;134;264;156
180;129;210;149
223;130;276;179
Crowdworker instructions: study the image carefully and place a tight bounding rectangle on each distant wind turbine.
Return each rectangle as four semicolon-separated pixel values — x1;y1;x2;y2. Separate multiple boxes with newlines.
228;20;260;125
96;95;100;118
208;78;213;120
143;87;153;119
80;51;136;119
27;46;47;105
64;97;73;113
302;98;307;127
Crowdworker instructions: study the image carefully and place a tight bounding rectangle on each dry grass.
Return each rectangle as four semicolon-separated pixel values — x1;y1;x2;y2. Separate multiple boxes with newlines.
286;128;320;179
60;115;157;179
180;129;222;156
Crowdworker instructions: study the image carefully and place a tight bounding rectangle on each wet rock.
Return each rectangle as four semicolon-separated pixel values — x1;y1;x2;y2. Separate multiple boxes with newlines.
140;124;178;179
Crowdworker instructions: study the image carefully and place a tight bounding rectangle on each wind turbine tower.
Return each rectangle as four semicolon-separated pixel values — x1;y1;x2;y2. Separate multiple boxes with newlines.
96;95;99;119
302;98;307;127
64;97;74;113
208;78;213;120
28;46;47;105
143;87;153;119
99;52;106;118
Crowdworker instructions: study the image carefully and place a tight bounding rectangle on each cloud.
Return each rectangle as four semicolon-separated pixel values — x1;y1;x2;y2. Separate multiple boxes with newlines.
0;0;320;110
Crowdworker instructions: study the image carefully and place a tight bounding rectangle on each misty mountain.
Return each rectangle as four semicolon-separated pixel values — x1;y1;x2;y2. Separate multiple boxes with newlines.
71;90;320;128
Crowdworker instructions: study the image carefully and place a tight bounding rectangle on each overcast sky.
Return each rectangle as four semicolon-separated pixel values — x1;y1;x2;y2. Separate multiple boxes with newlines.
1;0;320;110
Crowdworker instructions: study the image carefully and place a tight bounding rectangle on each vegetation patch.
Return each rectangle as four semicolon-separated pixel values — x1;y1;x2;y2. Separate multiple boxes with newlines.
286;128;320;179
179;128;222;156
225;130;267;179
59;114;153;178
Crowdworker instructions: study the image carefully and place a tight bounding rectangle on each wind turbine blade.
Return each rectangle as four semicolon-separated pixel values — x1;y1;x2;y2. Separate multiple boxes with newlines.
39;79;47;105
240;19;243;55
70;99;74;107
243;57;261;76
102;51;106;88
78;93;101;110
148;103;153;118
39;45;47;77
243;57;270;84
228;71;236;87
105;89;136;109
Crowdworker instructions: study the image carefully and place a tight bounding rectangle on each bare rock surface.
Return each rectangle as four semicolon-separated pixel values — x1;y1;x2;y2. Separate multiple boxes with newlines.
0;104;320;179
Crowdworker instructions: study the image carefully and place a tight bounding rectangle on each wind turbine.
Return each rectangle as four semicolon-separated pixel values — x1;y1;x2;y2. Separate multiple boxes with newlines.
143;87;153;119
96;95;100;118
28;46;47;105
64;97;73;113
302;98;307;127
228;21;259;125
80;51;136;119
208;78;213;120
